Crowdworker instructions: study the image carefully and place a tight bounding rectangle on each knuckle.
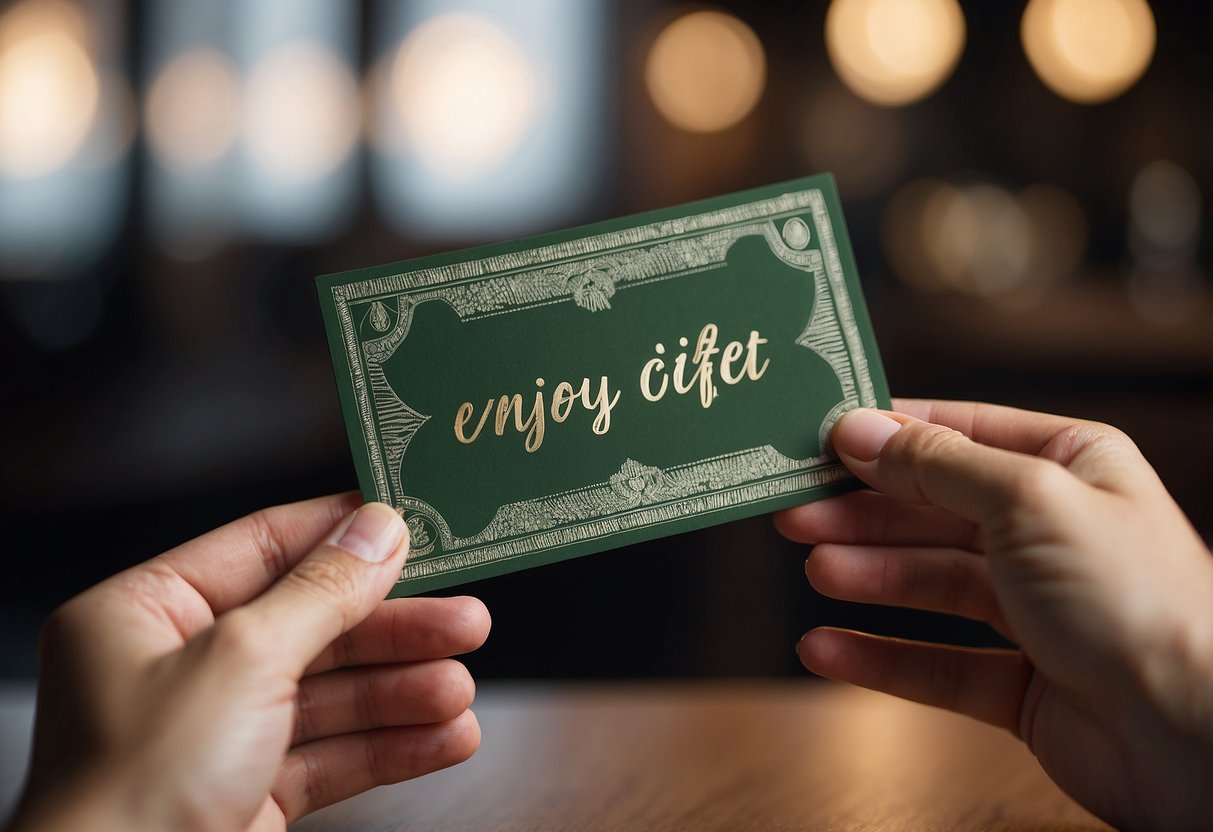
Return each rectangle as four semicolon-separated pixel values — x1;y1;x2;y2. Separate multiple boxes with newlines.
299;746;331;807
1096;423;1136;450
866;498;893;546
325;629;354;671
37;608;97;676
293;682;318;744
244;508;291;582
39;597;88;652
210;609;274;664
1006;458;1071;509
941;558;973;612
359;671;385;727
291;555;364;608
1047;421;1140;467
899;422;970;462
1070;420;1133;450
893;555;918;603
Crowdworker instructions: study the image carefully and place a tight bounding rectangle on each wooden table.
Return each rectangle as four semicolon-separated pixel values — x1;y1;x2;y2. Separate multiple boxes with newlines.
0;681;1110;830
291;681;1110;831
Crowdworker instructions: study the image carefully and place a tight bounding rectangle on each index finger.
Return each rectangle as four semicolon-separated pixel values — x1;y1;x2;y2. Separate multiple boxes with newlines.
833;409;1072;525
892;399;1147;492
155;492;363;616
892;399;1081;455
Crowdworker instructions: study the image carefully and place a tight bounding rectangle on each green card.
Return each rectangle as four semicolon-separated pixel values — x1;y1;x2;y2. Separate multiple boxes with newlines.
317;174;890;596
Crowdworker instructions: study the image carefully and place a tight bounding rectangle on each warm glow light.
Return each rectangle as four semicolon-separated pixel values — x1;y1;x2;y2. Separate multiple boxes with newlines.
80;68;135;170
146;48;241;171
884;179;1085;303
825;0;965;106
645;10;765;132
1126;160;1203;324
1129;160;1200;254
1021;0;1154;104
388;13;537;179
0;0;100;179
933;184;1033;296
245;41;360;183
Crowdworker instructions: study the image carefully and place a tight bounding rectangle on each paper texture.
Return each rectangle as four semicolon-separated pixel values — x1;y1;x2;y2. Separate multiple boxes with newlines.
317;174;890;595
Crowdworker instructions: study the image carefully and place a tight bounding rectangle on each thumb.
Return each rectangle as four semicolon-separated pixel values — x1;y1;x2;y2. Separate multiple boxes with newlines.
832;408;1070;525
231;502;409;678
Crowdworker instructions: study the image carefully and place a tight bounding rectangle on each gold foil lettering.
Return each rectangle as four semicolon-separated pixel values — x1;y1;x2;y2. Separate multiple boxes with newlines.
457;375;617;452
744;330;769;380
639;323;768;409
720;340;745;384
551;381;576;422
452;323;767;452
454;399;493;444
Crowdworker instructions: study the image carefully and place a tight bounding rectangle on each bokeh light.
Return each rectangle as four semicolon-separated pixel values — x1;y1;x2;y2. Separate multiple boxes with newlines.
0;0;100;179
825;0;965;107
145;47;241;171
932;184;1033;297
371;1;603;241
1125;159;1204;325
244;41;360;184
1129;159;1201;257
81;68;136;170
645;10;766;132
387;13;537;179
883;179;1087;303
1021;0;1155;104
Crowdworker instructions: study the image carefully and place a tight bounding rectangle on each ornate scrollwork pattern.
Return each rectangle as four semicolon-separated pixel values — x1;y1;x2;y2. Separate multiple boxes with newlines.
328;188;880;582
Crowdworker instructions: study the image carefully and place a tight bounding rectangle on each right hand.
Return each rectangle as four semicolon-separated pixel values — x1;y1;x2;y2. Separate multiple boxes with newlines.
775;399;1213;830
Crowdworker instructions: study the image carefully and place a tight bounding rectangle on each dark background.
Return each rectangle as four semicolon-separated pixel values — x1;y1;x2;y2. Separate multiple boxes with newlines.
1;0;1209;680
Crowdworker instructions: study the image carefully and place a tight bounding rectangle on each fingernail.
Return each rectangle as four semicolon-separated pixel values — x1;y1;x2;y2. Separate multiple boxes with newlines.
333;504;406;563
835;408;902;462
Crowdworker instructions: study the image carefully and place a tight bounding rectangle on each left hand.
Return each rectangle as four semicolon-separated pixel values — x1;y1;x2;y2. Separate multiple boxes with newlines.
8;494;491;832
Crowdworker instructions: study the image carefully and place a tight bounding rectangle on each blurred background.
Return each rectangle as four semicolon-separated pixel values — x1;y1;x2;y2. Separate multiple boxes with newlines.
0;0;1209;681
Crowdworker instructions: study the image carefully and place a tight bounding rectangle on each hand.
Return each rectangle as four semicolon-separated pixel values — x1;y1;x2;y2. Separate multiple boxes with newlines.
775;400;1213;830
8;495;491;832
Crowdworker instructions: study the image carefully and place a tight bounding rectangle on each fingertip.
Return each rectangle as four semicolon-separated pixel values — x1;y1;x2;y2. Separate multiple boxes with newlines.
803;544;835;591
804;544;871;601
449;596;492;650
332;502;408;565
772;503;822;544
796;627;848;678
446;709;481;765
771;508;795;539
432;659;477;718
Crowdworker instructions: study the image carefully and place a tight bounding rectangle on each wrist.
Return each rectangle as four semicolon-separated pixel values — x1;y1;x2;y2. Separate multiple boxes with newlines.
1118;556;1213;826
6;771;154;832
1139;555;1213;748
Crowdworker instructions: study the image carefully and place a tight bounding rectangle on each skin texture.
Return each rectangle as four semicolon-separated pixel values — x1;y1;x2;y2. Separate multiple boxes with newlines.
7;495;491;832
7;401;1211;831
775;399;1213;830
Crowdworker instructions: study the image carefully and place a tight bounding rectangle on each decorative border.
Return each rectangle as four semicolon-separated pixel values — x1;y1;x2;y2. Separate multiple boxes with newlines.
330;188;878;582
